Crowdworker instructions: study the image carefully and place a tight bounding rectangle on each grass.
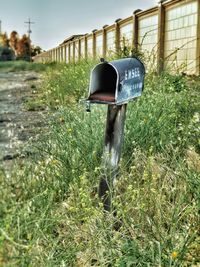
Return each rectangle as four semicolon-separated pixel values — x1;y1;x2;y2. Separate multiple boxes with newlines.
40;59;98;107
0;60;56;72
0;59;199;266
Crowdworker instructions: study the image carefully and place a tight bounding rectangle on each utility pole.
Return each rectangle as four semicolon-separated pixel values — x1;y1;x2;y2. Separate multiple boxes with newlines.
0;20;2;34
24;18;35;61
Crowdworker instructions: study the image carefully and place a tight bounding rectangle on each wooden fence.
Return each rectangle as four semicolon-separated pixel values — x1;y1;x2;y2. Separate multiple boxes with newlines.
34;0;200;75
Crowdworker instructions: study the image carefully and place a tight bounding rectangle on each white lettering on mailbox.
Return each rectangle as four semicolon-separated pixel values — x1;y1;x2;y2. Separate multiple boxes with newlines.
125;67;140;80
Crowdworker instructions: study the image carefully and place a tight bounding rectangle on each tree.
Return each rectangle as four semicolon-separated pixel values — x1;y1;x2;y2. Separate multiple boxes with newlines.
0;32;14;61
31;45;43;57
0;30;43;61
0;32;9;47
9;31;19;56
16;34;31;60
0;46;14;61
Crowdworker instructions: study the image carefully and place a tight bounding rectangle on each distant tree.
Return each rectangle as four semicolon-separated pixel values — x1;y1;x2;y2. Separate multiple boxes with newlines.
0;31;42;61
0;46;15;61
0;32;14;61
31;45;43;57
0;32;9;47
16;34;31;60
9;31;19;56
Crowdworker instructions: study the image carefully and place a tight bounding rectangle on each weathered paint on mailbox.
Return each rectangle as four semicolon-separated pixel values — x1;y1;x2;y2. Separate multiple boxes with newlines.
88;57;145;105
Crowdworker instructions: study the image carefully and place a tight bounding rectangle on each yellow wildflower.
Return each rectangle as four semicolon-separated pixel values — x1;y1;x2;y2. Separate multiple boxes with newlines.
171;251;178;259
51;159;58;165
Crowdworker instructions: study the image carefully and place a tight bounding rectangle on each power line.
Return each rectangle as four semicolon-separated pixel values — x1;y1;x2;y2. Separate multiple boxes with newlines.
24;18;35;38
24;18;35;61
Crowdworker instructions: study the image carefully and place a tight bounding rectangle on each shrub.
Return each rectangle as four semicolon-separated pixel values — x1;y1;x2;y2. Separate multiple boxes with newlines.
0;45;15;61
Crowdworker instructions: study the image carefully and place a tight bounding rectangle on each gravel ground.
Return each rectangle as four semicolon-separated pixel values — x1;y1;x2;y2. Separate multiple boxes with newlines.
0;71;47;171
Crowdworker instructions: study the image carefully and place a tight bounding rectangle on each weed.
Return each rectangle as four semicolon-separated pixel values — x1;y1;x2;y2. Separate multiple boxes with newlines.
0;58;199;266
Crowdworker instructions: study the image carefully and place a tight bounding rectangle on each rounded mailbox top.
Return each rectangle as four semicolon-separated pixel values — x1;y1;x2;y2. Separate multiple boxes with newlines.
88;57;145;105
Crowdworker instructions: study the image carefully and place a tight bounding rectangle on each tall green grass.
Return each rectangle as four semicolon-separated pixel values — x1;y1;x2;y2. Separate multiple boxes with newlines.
0;59;199;266
41;59;97;107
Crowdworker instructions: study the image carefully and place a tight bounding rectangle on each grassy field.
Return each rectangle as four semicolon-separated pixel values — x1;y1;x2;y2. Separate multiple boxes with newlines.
0;60;56;72
0;59;199;266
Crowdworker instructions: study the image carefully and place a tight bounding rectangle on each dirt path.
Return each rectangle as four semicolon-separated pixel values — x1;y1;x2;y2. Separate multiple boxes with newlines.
0;71;47;172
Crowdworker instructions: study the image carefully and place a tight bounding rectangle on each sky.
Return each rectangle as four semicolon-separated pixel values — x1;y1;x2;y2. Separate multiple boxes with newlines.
0;0;156;50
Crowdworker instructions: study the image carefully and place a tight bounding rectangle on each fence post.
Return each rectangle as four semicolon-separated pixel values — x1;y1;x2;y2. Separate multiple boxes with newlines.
58;47;61;62
62;46;64;62
60;46;63;62
133;9;141;52
55;48;57;61
157;0;165;74
55;49;57;61
61;46;63;62
85;34;88;60
73;41;75;63
68;43;71;63
197;0;200;75
102;25;107;58
66;45;68;63
58;48;60;62
115;19;121;55
92;29;97;59
58;47;60;62
63;45;66;63
78;39;81;61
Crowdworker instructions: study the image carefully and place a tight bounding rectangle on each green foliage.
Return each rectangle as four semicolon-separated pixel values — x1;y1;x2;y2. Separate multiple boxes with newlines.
31;45;43;57
0;31;43;62
0;45;15;61
124;72;199;157
0;60;50;72
41;59;98;107
0;61;199;266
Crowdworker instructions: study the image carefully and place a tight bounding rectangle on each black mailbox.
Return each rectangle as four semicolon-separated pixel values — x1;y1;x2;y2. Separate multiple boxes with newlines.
87;57;145;105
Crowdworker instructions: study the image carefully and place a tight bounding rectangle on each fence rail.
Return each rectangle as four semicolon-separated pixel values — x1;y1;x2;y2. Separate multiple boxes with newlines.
34;0;200;75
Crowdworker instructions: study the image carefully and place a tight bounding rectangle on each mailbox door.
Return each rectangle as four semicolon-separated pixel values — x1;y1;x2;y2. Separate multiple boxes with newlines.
88;62;118;104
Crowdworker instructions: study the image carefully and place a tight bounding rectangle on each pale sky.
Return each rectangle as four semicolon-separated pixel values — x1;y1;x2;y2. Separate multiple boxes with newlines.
0;0;156;50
